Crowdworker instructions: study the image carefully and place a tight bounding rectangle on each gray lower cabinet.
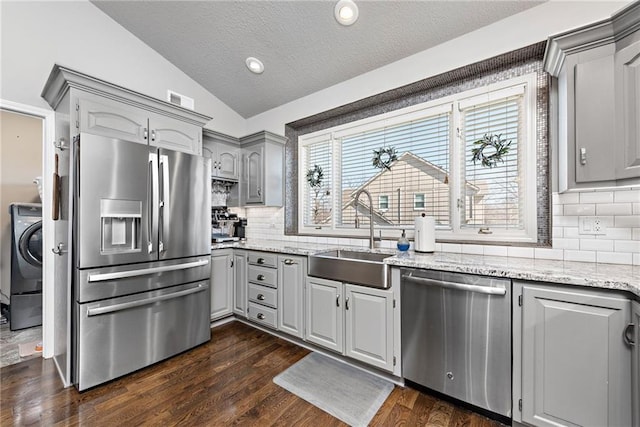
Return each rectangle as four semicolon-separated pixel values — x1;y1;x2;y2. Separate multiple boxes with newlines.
232;250;247;317
210;250;234;320
278;255;306;338
513;281;633;427
305;276;395;372
305;276;343;353
344;284;394;372
246;251;279;329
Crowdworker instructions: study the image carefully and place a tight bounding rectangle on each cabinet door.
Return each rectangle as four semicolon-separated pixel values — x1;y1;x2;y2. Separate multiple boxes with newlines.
573;52;616;183
278;256;305;338
244;146;264;204
305;277;343;353
149;113;201;155
233;251;247;317
78;96;148;144
217;144;240;181
633;301;640;427
521;284;632;427
210;252;233;320
344;284;394;372
615;39;640;180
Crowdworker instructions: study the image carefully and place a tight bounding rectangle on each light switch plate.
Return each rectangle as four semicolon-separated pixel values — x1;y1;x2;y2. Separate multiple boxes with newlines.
579;216;607;235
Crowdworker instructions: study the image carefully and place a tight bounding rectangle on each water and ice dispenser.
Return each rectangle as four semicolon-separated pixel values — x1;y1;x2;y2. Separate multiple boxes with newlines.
100;199;142;254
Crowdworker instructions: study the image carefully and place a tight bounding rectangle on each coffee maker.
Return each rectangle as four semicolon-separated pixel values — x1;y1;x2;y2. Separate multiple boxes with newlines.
234;218;247;240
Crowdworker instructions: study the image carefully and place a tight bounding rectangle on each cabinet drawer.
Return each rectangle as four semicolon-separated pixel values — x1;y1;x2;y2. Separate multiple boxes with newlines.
248;302;277;329
248;283;277;309
248;265;277;288
247;252;277;268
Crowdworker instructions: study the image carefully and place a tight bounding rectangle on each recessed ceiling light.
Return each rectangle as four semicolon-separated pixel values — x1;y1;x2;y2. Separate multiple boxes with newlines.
245;57;264;74
334;0;358;26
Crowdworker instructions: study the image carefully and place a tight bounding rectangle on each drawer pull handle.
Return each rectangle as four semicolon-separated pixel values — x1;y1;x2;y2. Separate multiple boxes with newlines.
257;274;265;281
257;294;265;301
257;258;265;264
257;313;265;320
284;259;295;265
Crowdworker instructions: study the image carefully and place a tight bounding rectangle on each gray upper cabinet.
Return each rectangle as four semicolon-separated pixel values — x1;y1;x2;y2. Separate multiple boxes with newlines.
203;130;241;181
41;64;211;156
239;131;286;207
545;2;640;191
513;281;633;427
78;95;148;144
149;111;202;155
615;36;640;180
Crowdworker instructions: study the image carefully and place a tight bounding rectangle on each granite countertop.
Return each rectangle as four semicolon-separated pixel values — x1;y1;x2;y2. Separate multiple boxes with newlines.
212;240;640;298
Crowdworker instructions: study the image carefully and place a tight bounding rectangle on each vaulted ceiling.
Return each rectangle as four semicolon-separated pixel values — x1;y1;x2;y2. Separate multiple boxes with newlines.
91;1;544;118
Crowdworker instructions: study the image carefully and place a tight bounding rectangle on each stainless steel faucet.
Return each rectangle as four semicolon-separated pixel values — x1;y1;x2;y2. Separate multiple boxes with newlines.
354;189;375;249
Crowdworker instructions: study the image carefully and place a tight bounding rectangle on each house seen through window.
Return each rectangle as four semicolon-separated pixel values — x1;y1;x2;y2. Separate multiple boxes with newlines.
299;74;537;243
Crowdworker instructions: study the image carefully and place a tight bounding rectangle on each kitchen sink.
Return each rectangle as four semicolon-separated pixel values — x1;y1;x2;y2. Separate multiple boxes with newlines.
308;249;393;289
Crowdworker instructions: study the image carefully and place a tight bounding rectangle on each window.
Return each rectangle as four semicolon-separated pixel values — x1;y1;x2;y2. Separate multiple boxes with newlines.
298;74;537;243
379;195;389;211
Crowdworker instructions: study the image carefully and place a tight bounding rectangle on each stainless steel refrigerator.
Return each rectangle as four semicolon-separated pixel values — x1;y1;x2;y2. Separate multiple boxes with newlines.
71;133;211;391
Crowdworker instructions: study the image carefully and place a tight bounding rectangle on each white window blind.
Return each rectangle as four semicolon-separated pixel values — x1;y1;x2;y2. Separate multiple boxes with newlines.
338;113;451;228
302;140;333;226
460;95;523;230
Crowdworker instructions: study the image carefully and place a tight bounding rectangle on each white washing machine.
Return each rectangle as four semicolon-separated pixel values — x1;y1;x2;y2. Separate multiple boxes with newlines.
9;203;42;330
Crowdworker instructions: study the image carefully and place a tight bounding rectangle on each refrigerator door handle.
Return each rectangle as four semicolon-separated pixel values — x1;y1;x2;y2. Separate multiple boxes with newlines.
159;154;170;253
86;283;207;317
87;258;209;282
148;153;159;254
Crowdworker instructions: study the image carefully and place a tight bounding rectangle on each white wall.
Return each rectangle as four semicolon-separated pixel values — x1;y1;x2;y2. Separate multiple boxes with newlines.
245;1;631;134
0;0;246;137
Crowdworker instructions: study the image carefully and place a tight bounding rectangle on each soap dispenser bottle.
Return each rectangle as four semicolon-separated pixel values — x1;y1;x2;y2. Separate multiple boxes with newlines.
397;229;410;252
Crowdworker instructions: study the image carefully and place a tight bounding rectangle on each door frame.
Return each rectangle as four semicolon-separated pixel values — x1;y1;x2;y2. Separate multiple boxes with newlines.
1;99;55;359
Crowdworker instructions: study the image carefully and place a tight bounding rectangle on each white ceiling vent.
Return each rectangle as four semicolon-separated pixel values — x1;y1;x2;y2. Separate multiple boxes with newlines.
167;90;195;110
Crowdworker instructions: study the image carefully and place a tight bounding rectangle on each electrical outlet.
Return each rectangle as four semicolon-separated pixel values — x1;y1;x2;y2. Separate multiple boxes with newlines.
579;216;607;235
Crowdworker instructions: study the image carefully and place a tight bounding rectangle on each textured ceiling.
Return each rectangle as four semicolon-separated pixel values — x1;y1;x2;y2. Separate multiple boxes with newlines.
91;1;544;118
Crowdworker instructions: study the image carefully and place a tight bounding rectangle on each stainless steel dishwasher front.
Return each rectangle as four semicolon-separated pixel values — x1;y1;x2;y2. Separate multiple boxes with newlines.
401;268;511;418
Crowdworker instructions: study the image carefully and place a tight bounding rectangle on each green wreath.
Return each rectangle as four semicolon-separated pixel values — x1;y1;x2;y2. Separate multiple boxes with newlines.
372;147;397;170
471;134;512;168
306;164;324;188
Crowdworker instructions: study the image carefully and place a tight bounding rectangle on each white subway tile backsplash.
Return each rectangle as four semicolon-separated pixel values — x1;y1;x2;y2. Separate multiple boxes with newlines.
508;247;534;258
596;251;632;265
596;203;632;216
604;227;633;240
614;240;640;253
634;229;640;240
534;248;564;260
564;250;596;263
633;203;640;215
552;204;563;216
634;253;640;265
553;238;580;249
563;227;580;238
552;227;564;238
563;204;595;216
461;244;484;255
580;239;613;252
441;243;462;253
553;216;579;227
613;189;640;203
579;191;614;204
483;246;508;257
615;215;640;228
556;192;580;204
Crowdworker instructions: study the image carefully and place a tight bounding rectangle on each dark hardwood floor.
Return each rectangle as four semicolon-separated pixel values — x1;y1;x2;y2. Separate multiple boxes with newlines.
1;321;503;426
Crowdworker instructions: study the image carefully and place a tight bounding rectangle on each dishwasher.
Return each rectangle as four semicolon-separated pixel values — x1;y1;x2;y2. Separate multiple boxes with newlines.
401;268;511;419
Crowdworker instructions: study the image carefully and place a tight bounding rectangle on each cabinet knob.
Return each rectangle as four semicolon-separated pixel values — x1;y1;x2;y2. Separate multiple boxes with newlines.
143;128;148;140
345;297;350;310
151;129;156;142
580;147;587;165
257;274;265;281
257;313;265;320
257;294;265;301
336;294;340;307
